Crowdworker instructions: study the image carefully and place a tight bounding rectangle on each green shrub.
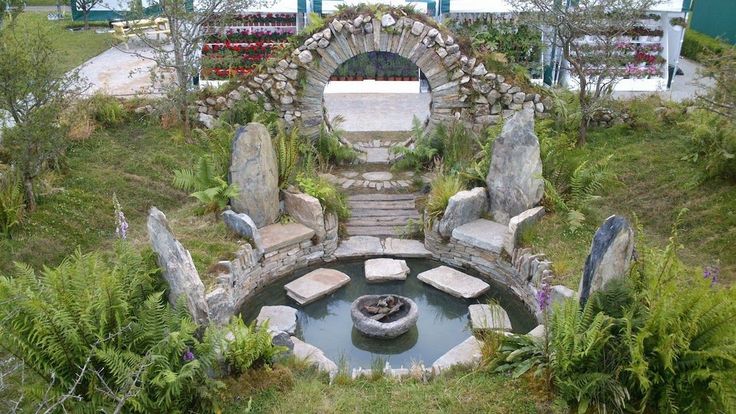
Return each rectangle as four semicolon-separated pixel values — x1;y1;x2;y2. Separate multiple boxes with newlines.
682;110;736;181
275;123;302;189
0;245;221;412
681;30;730;63
392;117;439;171
425;172;464;225
316;117;358;166
296;173;350;220
87;93;127;127
224;318;285;375
0;168;25;237
219;98;279;133
173;156;239;217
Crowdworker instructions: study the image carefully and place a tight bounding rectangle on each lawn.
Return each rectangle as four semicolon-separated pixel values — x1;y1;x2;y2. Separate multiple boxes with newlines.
13;11;114;72
525;109;736;288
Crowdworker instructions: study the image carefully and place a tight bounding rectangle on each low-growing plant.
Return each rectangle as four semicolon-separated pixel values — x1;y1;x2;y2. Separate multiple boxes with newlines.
219;98;280;133
0;168;25;237
316;116;358;166
296;173;350;221
391;117;439;171
224;318;285;375
275;123;302;189
87;93;127;127
425;172;464;226
173;156;239;218
681;110;736;181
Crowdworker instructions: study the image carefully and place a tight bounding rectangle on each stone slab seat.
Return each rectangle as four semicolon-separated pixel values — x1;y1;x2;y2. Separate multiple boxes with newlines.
451;219;509;255
417;266;490;299
432;336;484;374
284;268;351;305
259;222;316;254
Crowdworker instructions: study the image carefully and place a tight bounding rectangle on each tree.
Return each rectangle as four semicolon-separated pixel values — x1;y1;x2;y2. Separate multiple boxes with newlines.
697;45;736;121
509;0;657;145
75;0;105;30
0;0;23;27
126;0;269;138
0;22;83;210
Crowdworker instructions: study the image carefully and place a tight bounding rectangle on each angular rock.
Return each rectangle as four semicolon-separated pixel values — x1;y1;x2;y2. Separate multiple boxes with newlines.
291;336;338;375
383;238;432;258
432;336;483;373
271;331;294;351
334;236;384;258
283;190;325;241
298;50;313;64
222;210;265;258
578;216;635;304
259;223;315;253
438;187;488;238
229;123;279;227
364;258;410;282
486;110;544;225
417;266;490;299
381;13;396;27
411;21;424;35
198;113;215;129
285;268;351;305
505;206;545;255
527;324;545;339
451;219;508;255
147;208;209;324
468;304;512;331
256;305;298;335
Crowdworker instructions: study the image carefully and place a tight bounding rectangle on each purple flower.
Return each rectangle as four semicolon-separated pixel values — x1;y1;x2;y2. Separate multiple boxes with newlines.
112;193;128;240
182;349;195;362
536;281;552;312
704;265;719;286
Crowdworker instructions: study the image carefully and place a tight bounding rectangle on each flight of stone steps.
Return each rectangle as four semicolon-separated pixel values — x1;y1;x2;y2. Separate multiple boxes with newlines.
345;193;421;237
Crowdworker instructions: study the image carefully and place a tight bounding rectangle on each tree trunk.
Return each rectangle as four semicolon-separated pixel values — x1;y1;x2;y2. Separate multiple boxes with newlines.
169;15;192;139
577;77;588;147
84;12;89;31
577;119;588;147
23;178;36;212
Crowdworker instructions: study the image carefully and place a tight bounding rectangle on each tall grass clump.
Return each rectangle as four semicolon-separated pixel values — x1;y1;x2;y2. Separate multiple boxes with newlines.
87;93;127;127
0;168;25;237
425;172;464;225
316;116;358;166
296;173;350;221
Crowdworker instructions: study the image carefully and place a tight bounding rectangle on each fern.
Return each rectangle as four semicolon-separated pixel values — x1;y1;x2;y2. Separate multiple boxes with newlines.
275;123;302;189
0;168;25;237
223;318;286;375
173;156;239;217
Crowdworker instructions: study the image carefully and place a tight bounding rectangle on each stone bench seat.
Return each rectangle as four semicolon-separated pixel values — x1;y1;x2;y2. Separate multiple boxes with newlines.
451;219;509;255
417;266;490;299
259;222;316;254
285;268;351;305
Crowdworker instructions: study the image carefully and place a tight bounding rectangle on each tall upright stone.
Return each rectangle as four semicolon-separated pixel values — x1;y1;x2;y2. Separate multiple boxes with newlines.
147;207;209;325
486;109;544;225
229;123;279;228
578;215;635;304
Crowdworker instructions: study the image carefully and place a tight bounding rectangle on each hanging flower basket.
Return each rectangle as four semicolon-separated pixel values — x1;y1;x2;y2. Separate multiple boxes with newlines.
670;17;687;31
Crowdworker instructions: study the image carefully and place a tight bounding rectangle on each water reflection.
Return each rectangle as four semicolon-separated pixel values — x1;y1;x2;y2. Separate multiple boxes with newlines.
240;258;534;368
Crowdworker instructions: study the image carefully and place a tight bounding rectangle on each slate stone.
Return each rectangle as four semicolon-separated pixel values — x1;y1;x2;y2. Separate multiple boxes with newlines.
578;215;635;304
451;219;508;255
417;266;490;299
432;336;483;373
364;258;410;282
229;123;279;227
486;110;544;224
222;210;264;258
285;268;351;305
468;304;512;331
283;190;325;241
256;305;298;335
438;187;488;238
147;207;209;325
504;207;545;255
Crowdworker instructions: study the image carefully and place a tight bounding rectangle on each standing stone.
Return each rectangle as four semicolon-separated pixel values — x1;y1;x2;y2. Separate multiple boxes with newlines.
486;109;544;225
229;123;279;228
578;215;635;304
147;207;209;325
222;210;264;258
283;190;326;241
437;187;488;238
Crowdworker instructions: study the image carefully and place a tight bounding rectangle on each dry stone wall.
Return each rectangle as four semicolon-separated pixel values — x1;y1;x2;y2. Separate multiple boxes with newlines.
197;9;551;135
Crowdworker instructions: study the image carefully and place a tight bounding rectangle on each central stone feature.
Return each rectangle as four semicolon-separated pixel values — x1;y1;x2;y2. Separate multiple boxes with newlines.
351;294;418;339
362;171;393;181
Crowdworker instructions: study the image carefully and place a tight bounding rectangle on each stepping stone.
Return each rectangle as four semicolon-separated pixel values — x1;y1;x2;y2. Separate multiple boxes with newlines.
259;223;315;253
364;258;410;282
383;238;432;258
417;266;490;299
343;172;358;178
451;219;509;255
291;336;338;375
432;336;484;373
342;179;355;188
468;304;511;331
363;171;393;181
363;148;391;163
334;236;384;258
285;268;351;305
256;305;298;334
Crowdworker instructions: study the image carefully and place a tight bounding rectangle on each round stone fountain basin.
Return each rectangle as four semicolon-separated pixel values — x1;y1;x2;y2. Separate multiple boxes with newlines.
351;295;419;339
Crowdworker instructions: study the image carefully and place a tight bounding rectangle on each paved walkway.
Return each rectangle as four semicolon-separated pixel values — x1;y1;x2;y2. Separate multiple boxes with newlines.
324;93;431;131
613;57;714;102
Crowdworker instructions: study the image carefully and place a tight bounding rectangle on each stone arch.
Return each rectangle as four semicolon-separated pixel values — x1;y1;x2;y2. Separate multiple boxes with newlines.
206;9;549;136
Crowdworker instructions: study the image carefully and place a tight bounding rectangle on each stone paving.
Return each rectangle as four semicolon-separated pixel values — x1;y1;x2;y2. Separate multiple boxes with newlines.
320;170;415;191
353;139;404;163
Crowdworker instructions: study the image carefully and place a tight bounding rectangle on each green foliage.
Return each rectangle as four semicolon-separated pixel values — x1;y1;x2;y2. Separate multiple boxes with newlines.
303;12;325;35
316;116;358;166
681;29;731;63
681;110;736;181
296;173;350;221
495;334;548;379
425;172;464;225
219;98;279;133
224;318;285;375
0;168;24;237
0;245;221;412
173;156;239;217
87;93;127;127
461;123;502;187
275;123;302;189
391;118;439;172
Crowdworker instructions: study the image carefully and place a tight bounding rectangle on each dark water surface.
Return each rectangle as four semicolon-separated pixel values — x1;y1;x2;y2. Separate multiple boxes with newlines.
241;258;535;369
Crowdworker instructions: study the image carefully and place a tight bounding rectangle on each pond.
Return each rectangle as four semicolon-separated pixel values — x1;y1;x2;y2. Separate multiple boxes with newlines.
241;258;536;369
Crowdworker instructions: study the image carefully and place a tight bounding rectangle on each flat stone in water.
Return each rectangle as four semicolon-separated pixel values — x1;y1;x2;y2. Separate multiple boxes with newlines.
417;266;490;299
362;171;393;181
364;258;410;282
468;304;511;331
285;268;351;305
432;336;483;373
256;305;298;334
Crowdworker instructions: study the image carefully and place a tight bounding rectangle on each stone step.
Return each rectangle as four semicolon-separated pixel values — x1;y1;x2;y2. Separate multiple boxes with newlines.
259;222;316;253
351;209;420;218
348;193;417;201
348;200;417;210
284;268;351;305
451;219;509;255
417;266;491;299
345;226;403;237
347;217;421;226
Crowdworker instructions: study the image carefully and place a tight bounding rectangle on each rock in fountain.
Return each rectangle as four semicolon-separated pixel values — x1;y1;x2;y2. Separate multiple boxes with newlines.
351;294;419;339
